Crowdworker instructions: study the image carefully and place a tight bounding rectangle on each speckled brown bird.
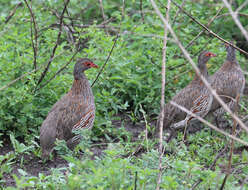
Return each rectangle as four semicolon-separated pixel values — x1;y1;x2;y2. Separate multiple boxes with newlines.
40;58;98;159
210;43;245;114
157;51;216;138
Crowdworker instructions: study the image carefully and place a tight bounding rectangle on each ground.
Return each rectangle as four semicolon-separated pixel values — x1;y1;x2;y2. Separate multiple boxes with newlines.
1;113;248;188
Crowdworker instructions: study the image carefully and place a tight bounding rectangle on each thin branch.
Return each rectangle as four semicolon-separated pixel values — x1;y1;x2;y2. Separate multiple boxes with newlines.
91;34;119;87
65;4;74;28
240;174;248;190
168;37;213;71
150;0;248;137
24;0;38;70
222;0;248;42
235;0;248;13
171;0;186;26
140;0;145;23
191;143;229;190
171;101;248;146
216;12;248;19
0;66;42;92
139;104;149;151
35;50;79;92
185;5;224;50
99;0;109;34
154;0;170;189
170;0;248;57
134;171;138;190
99;0;107;21
220;95;240;190
0;49;70;92
5;2;22;23
36;0;70;87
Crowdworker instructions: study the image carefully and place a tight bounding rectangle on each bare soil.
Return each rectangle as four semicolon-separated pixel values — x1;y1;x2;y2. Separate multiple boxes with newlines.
1;113;245;188
0;114;148;188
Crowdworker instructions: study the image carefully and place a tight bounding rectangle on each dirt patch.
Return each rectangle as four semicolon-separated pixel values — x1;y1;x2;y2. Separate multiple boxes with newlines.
0;114;153;187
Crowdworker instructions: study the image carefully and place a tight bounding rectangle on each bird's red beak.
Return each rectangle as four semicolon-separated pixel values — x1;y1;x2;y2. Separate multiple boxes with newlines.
205;52;216;57
85;61;98;68
209;53;216;57
90;62;98;68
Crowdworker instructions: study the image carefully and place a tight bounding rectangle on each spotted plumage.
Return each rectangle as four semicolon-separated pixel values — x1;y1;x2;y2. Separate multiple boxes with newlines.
157;51;216;138
40;58;98;159
210;43;245;114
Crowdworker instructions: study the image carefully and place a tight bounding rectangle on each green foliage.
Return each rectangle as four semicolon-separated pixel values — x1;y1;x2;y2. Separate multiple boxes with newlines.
0;0;248;189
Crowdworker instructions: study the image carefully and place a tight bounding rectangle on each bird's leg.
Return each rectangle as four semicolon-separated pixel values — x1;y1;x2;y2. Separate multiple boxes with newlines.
166;128;176;142
183;123;188;142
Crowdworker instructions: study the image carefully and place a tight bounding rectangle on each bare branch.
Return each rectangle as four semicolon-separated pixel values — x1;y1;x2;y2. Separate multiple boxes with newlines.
91;34;119;87
140;0;145;23
191;143;230;190
150;0;248;137
0;66;42;92
5;2;22;23
171;101;248;146
153;0;171;189
0;49;70;92
168;37;213;72
235;0;248;14
99;0;107;21
35;50;79;92
185;5;224;50
170;0;248;57
171;0;186;26
220;94;240;190
216;12;248;19
36;0;70;87
222;0;248;42
24;0;39;70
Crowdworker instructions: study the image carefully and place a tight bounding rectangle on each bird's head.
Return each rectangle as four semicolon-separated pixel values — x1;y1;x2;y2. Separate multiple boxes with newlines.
74;58;98;79
198;51;216;68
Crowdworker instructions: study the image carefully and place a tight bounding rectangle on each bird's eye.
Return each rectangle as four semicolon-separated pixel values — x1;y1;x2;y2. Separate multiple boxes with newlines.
85;62;91;66
205;53;210;56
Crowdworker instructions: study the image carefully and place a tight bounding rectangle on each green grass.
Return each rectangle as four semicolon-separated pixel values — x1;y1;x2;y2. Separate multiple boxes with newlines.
0;0;248;189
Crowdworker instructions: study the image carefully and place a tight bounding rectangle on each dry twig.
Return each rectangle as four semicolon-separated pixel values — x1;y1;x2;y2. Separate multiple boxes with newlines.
170;0;248;57
24;0;39;70
222;0;248;42
99;0;107;21
171;0;186;26
151;0;248;135
171;101;248;146
5;2;22;23
140;0;145;23
185;5;224;50
235;0;248;13
191;144;229;190
220;95;240;190
150;0;171;189
36;0;70;87
91;34;119;87
0;66;42;92
35;50;79;91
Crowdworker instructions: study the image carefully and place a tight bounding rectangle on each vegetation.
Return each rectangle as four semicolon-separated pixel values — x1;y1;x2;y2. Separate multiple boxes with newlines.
0;0;248;189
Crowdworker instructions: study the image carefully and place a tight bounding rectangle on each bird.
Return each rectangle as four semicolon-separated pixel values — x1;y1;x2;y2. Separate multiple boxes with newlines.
40;58;98;159
157;51;216;141
210;43;245;117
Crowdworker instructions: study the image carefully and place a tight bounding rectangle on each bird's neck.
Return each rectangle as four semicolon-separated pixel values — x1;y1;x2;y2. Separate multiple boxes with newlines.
226;52;238;65
71;73;92;96
194;65;209;81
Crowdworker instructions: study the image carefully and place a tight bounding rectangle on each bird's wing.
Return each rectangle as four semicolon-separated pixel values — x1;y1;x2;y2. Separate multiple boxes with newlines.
71;104;95;131
186;94;211;124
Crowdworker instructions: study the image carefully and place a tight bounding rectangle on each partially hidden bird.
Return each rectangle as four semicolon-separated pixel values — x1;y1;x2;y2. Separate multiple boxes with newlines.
40;58;98;159
210;43;245;116
157;51;216;141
